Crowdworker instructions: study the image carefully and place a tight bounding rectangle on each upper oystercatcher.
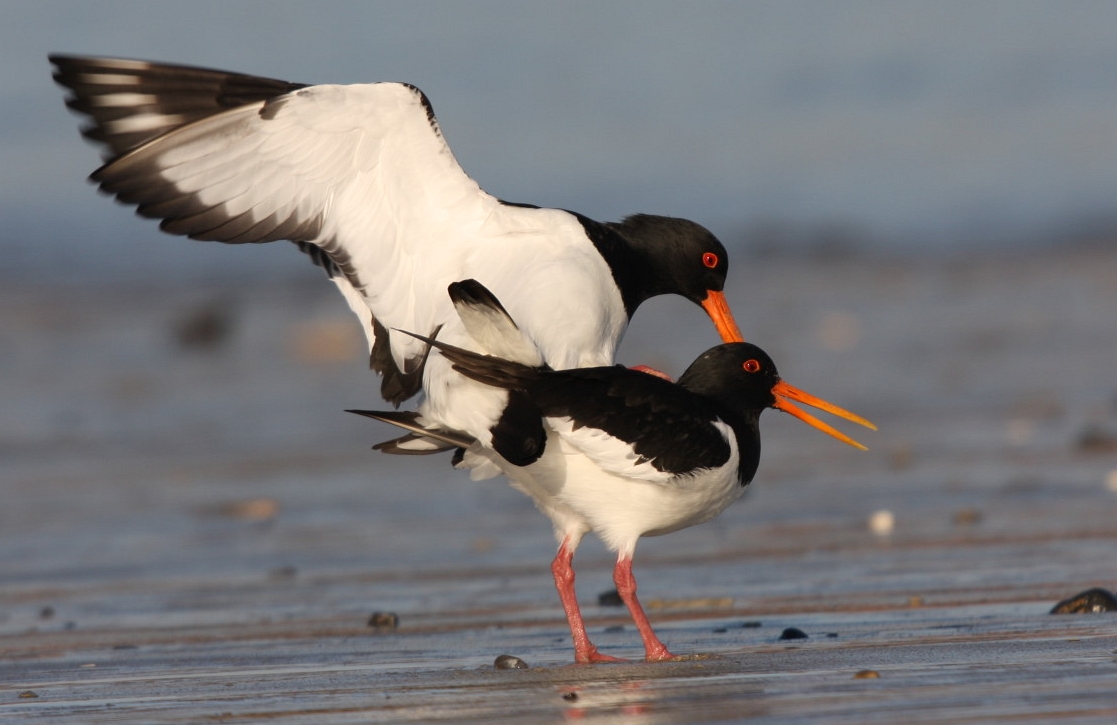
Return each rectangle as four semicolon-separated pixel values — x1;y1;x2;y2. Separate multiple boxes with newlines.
49;55;745;451
352;280;875;663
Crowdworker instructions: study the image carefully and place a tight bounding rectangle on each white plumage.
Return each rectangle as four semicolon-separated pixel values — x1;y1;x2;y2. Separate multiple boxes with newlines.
51;56;743;454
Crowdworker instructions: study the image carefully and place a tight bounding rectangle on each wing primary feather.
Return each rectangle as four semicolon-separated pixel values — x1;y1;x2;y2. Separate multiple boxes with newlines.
346;409;475;449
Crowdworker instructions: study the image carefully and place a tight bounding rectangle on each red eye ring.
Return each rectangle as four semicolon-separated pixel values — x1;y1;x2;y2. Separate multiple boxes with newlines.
743;359;761;373
702;252;719;269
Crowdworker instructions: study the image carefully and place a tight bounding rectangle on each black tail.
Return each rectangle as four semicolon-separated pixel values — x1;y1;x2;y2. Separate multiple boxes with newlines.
346;409;475;454
395;330;542;393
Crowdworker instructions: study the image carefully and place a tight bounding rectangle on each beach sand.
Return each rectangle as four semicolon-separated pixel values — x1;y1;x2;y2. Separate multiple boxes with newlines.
2;245;1116;722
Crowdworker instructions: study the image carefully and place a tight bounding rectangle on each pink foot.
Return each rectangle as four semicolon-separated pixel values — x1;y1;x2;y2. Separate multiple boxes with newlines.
575;646;627;664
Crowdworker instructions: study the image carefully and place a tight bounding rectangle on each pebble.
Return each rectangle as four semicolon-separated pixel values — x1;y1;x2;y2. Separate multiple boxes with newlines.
869;509;894;536
1076;424;1117;453
268;565;298;579
368;612;400;629
597;589;623;607
220;498;281;522
853;669;880;679
778;627;808;641
493;654;528;670
1050;588;1117;614
952;508;983;526
174;303;234;350
18;691;38;699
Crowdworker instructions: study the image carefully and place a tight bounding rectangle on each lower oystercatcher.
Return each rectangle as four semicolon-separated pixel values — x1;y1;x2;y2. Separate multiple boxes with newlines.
352;280;874;663
50;55;745;459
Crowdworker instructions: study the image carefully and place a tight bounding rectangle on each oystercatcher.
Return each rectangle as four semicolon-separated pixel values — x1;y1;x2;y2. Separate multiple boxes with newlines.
352;280;874;663
49;55;745;450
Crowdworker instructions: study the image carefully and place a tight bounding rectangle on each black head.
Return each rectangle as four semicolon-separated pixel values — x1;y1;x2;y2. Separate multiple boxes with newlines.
676;343;781;412
678;342;875;449
602;215;743;343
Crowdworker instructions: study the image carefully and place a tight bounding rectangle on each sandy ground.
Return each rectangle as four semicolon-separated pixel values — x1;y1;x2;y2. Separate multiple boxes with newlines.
2;245;1117;722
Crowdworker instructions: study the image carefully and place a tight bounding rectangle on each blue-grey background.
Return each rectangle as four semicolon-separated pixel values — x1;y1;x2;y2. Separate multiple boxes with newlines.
5;0;1117;283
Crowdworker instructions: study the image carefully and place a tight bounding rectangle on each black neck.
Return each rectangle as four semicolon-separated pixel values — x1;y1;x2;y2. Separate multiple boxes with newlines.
728;410;762;486
573;213;662;317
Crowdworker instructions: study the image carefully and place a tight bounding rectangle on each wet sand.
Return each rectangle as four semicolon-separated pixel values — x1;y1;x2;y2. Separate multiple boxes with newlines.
2;246;1117;722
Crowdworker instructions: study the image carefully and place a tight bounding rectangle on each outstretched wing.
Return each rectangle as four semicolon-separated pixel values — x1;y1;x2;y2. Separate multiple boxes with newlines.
50;55;501;401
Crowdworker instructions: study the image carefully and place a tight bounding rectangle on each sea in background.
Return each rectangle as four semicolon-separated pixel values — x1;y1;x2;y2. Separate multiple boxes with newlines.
4;0;1117;286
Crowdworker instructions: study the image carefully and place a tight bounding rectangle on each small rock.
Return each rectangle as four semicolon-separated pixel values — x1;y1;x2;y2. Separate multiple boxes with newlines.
853;669;880;679
368;612;400;629
18;691;38;699
869;509;894;536
174;303;234;351
219;498;281;522
598;589;623;607
562;692;579;702
778;627;808;641
908;595;924;607
39;606;54;620
1076;425;1117;453
494;654;528;670
740;621;762;628
952;508;983;526
1050;588;1117;614
268;565;298;579
603;625;625;634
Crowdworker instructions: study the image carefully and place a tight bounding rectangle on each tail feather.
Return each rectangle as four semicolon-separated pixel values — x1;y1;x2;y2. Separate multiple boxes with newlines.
394;329;539;392
447;280;543;366
346;409;475;453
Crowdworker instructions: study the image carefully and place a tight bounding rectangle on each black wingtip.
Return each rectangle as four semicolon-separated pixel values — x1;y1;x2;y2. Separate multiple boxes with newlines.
347;409;476;449
346;409;384;419
448;279;512;319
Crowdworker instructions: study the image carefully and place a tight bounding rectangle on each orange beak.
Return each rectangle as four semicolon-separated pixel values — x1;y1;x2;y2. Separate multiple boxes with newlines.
700;290;745;343
772;380;877;450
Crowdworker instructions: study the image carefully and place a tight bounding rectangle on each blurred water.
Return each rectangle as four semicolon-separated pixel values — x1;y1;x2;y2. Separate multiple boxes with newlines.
6;1;1117;284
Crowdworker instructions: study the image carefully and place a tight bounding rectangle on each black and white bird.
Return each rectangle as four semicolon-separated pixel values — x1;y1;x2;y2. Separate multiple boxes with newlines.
352;280;875;663
50;55;745;453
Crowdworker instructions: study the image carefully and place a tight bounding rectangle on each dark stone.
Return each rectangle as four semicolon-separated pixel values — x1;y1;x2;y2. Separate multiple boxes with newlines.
1050;587;1117;614
367;612;400;629
778;627;808;640
493;654;528;670
598;589;623;607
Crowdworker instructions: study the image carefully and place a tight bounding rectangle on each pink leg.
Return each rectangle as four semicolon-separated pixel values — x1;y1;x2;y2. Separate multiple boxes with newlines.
552;539;625;664
614;556;676;661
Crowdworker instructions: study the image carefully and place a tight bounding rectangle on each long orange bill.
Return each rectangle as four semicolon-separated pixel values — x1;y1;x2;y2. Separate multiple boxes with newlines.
701;290;745;343
772;379;877;451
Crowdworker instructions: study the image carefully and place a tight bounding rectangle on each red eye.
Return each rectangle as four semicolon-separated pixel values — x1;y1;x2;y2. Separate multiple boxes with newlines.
743;359;761;373
702;252;719;269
